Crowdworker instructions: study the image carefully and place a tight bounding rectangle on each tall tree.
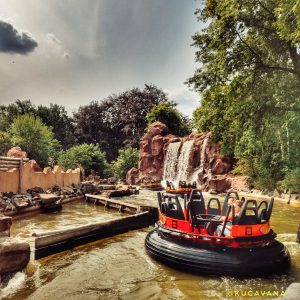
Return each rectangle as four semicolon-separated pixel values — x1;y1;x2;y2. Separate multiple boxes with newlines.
0;100;75;149
188;0;300;189
36;103;75;149
74;84;169;161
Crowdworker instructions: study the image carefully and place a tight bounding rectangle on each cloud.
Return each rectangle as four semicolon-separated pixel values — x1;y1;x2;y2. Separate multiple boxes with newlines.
0;19;38;54
46;33;70;59
167;87;200;117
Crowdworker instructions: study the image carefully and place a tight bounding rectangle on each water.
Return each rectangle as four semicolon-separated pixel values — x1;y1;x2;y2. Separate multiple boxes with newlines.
175;140;194;184
1;191;300;300
163;142;181;185
163;140;195;188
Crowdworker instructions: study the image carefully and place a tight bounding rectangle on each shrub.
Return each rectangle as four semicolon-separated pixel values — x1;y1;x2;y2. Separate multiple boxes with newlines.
58;143;109;176
147;102;190;136
0;131;12;156
277;168;300;193
10;114;60;166
112;148;139;179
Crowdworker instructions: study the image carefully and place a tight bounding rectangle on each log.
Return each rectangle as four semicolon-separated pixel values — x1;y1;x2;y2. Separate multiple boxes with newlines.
34;210;158;259
85;194;140;214
0;168;9;171
297;224;300;244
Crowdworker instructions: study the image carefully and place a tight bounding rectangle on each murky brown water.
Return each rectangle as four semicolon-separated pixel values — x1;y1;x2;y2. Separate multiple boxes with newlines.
1;191;300;300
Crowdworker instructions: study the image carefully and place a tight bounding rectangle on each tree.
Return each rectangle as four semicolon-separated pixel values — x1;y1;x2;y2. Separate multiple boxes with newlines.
74;84;169;161
112;147;139;179
0;100;75;149
147;102;191;136
36;103;75;149
0;131;12;156
0;100;35;131
10;114;60;166
58;143;109;176
188;0;300;189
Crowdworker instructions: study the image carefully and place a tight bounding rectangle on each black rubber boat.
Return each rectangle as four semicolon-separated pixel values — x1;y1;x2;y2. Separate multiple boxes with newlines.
145;190;291;277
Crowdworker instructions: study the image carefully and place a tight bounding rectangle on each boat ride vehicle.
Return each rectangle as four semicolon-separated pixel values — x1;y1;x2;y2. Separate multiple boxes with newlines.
139;182;164;191
145;189;291;277
165;180;197;194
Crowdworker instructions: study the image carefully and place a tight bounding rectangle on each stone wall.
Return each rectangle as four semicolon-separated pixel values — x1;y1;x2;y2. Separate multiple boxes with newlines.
0;160;80;193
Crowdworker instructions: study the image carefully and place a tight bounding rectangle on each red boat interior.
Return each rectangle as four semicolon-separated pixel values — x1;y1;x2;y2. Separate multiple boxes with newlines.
157;190;275;247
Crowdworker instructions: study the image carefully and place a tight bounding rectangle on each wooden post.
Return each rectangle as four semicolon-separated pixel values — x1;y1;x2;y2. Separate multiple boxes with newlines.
18;158;23;193
297;224;300;244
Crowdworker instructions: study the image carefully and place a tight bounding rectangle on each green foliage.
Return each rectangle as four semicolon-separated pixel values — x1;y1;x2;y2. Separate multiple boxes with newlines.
189;0;300;190
36;103;75;149
73;85;168;161
58;143;109;176
147;102;191;136
277;168;300;193
112;148;139;179
10;114;60;166
0;131;12;156
0;100;75;149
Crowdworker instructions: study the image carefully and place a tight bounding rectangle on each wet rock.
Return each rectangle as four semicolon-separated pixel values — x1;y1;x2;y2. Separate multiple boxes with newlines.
38;193;62;212
80;182;102;194
206;175;231;193
0;216;12;234
126;167;139;185
102;187;137;198
11;194;32;209
27;186;44;196
0;238;30;275
107;177;117;184
211;157;232;175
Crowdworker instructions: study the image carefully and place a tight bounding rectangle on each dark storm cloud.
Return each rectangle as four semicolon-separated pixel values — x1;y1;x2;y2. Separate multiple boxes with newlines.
0;20;38;54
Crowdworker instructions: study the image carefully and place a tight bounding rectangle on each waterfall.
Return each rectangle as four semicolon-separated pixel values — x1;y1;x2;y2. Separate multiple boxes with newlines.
199;137;209;173
174;140;194;184
162;140;194;188
163;142;181;184
190;136;209;186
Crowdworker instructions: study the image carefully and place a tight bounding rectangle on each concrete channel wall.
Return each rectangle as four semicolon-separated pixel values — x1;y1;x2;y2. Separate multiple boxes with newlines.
34;195;158;259
0;158;80;193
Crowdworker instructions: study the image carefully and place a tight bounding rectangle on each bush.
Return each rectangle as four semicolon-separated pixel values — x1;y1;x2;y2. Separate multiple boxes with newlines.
112;148;139;179
277;168;300;193
0;131;12;156
10;114;60;166
146;102;190;136
58;143;109;176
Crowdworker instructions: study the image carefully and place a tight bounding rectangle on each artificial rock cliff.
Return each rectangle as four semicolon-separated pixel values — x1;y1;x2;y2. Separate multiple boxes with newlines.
126;122;248;193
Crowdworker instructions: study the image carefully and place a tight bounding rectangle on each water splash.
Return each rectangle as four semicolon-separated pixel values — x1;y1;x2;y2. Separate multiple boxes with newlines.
0;272;26;298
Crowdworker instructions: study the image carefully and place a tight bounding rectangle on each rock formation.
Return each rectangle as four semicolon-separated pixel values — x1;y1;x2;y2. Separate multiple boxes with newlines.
126;122;249;192
7;146;27;158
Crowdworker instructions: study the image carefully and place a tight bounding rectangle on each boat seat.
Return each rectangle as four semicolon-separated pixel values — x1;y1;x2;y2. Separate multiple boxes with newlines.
163;196;185;220
257;200;268;223
157;192;163;210
207;198;221;216
222;191;239;216
188;197;206;228
236;200;258;225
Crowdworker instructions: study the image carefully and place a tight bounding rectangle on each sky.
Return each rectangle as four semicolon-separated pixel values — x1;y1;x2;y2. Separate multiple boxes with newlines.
0;0;203;117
